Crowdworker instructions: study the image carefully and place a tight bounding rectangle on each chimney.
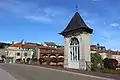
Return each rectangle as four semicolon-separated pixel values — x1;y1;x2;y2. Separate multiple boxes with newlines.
97;43;100;46
22;41;24;44
12;41;14;44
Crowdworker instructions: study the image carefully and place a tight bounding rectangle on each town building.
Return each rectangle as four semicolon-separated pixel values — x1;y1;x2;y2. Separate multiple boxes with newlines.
6;41;40;63
4;41;63;65
0;42;10;62
90;44;109;59
1;40;120;68
90;44;120;64
39;42;64;66
111;51;120;63
43;42;57;48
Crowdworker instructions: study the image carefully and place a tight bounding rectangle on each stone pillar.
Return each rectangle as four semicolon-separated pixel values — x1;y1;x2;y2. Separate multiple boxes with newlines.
86;61;91;71
64;37;69;68
78;35;86;70
82;33;91;71
37;48;40;59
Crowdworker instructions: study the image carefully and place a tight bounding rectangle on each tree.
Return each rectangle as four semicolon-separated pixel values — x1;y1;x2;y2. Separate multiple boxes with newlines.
0;42;11;48
1;55;6;59
26;58;30;64
91;53;103;71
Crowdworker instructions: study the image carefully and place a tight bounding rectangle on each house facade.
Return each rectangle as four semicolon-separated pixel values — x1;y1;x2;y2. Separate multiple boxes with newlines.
90;44;120;64
90;44;108;59
39;43;64;66
43;42;57;48
6;42;38;63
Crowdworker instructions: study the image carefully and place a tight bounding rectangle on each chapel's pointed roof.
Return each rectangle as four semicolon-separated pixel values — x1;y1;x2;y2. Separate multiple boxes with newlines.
60;12;93;36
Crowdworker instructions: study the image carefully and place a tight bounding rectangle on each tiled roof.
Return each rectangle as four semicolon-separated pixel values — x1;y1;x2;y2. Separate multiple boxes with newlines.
91;49;120;55
60;12;93;36
26;42;43;46
22;44;37;48
90;45;97;51
90;45;96;47
10;42;23;47
39;46;56;50
44;42;56;46
10;42;42;48
110;51;120;55
96;50;107;53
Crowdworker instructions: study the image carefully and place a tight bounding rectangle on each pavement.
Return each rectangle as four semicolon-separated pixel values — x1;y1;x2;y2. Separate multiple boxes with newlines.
37;65;120;80
0;63;117;80
0;64;17;80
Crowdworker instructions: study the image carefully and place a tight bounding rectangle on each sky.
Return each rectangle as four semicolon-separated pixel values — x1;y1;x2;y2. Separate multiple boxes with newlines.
0;0;120;50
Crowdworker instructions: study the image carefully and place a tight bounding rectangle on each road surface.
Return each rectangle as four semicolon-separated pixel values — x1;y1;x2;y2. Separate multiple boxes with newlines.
0;67;16;80
0;64;115;80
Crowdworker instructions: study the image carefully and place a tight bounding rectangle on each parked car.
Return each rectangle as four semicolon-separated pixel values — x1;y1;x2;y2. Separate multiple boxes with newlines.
103;58;118;69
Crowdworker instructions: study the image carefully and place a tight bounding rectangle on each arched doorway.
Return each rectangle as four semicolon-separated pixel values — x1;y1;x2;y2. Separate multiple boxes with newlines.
69;37;80;68
70;38;79;61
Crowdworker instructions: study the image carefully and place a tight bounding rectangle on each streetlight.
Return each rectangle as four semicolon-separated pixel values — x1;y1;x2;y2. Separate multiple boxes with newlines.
5;49;9;63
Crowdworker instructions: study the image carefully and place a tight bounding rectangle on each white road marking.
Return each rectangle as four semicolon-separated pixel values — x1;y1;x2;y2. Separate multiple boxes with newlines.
13;64;115;80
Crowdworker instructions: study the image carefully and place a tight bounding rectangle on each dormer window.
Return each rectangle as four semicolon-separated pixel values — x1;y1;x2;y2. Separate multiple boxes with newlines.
24;53;27;57
17;53;20;56
55;46;57;48
52;50;54;52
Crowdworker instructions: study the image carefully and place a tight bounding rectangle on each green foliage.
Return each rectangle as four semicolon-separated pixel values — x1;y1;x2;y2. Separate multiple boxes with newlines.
1;55;6;59
91;53;103;70
0;42;11;48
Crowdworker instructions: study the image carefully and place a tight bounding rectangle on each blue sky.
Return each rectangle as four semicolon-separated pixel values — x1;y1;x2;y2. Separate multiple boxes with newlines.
0;0;120;50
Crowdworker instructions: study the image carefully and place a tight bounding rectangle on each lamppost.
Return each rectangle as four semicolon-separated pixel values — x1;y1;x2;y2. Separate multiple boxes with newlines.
5;49;9;63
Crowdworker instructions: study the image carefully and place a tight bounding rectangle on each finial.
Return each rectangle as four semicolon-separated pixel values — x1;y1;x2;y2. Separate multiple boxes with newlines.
76;5;79;12
21;38;24;43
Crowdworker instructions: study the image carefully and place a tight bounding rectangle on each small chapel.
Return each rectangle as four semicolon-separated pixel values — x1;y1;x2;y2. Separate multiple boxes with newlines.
60;11;93;71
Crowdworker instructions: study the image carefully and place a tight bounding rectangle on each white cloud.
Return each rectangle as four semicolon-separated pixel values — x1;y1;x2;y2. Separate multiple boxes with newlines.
0;0;66;23
103;21;106;25
0;41;11;43
90;19;120;50
101;39;120;50
25;16;52;23
73;11;120;50
92;34;120;50
80;12;118;50
0;0;119;50
110;23;119;27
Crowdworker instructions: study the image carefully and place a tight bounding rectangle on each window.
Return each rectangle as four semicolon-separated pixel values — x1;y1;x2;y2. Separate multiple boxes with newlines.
24;53;27;57
70;37;79;61
17;53;20;56
52;50;54;52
